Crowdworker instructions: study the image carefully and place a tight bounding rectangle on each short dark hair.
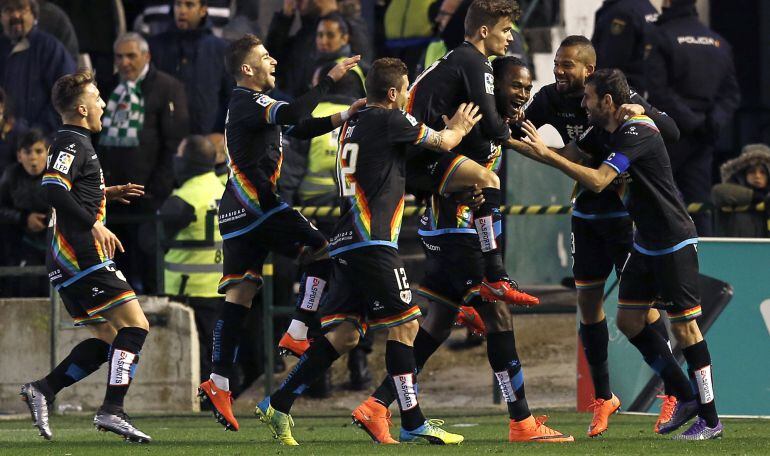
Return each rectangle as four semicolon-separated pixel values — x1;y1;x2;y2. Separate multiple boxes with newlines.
18;128;46;151
365;58;407;103
465;0;520;36
586;68;631;106
0;0;39;18
492;56;527;80
51;70;94;115
225;33;262;78
318;12;349;36
558;35;597;65
181;135;216;166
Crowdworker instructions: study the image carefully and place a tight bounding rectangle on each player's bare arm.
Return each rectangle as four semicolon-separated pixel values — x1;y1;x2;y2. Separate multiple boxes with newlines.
421;102;482;152
520;120;617;193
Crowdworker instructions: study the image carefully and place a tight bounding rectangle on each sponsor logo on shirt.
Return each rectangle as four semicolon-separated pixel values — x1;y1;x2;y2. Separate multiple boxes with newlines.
484;73;495;94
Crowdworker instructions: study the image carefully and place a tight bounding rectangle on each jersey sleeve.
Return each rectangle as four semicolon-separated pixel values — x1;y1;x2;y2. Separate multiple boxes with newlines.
602;124;652;174
630;90;680;143
461;58;510;142
251;92;289;125
41;143;85;191
388;111;437;146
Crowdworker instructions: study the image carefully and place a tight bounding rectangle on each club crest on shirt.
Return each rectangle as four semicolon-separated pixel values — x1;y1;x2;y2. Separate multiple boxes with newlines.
53;151;75;173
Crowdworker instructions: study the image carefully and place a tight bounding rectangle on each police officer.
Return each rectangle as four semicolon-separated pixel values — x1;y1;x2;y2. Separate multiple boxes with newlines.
592;0;658;92
646;0;740;236
160;135;225;382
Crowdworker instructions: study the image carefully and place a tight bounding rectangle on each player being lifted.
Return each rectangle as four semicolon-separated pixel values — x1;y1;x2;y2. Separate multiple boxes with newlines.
197;34;364;431
20;71;151;443
351;56;574;445
523;35;681;436
518;69;723;440
255;58;479;446
404;0;538;305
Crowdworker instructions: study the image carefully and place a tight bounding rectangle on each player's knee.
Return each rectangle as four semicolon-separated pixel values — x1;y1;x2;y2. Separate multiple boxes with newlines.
616;310;645;338
481;170;500;189
669;319;702;346
327;323;360;352
388;319;419;344
577;289;605;324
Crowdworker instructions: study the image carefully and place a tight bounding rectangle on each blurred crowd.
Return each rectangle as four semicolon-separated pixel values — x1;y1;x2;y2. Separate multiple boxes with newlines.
0;1;762;388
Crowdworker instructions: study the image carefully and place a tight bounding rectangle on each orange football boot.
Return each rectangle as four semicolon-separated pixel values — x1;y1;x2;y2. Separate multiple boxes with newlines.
278;333;310;358
198;379;239;431
455;306;486;335
587;393;621;437
351;397;398;444
654;395;678;434
509;415;574;442
480;279;540;306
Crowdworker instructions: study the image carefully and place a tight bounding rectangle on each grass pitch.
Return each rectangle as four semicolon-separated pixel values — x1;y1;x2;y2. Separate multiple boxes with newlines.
2;410;768;455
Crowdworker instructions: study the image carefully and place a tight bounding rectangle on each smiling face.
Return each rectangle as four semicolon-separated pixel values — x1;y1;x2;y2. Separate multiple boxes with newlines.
554;45;593;95
0;0;35;41
581;83;611;129
495;64;532;118
17;139;47;176
242;44;277;91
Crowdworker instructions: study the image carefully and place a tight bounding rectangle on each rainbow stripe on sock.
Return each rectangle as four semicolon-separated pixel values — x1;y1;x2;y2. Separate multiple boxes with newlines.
86;290;137;317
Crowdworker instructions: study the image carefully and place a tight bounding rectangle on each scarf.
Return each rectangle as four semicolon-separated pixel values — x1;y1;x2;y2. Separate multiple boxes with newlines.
99;66;148;147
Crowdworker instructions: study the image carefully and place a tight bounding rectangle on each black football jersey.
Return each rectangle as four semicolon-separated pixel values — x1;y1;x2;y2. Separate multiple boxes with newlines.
602;115;697;252
218;87;291;239
43;125;109;284
329;107;437;255
408;41;510;163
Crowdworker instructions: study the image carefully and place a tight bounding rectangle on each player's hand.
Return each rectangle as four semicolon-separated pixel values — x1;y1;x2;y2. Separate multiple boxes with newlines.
447;184;484;210
282;0;296;16
92;220;124;259
26;212;47;232
327;55;362;82
520;120;552;160
347;98;367;117
510;107;526;124
615;103;645;123
443;102;482;136
106;183;145;204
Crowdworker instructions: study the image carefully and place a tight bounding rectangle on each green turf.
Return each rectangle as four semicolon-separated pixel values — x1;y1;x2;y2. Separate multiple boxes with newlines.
2;410;768;455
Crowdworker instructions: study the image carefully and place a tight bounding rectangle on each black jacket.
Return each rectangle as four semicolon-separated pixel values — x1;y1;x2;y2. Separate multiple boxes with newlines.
592;0;658;92
97;66;190;206
0;163;49;250
149;19;234;134
646;4;740;138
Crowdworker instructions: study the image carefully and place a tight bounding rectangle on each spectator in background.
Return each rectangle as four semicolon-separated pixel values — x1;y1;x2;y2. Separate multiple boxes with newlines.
646;0;740;236
37;0;79;60
267;0;372;97
134;0;236;38
591;0;658;93
157;135;225;383
0;128;50;296
0;87;28;171
381;0;436;79
0;0;75;134
712;144;770;238
150;0;233;134
98;32;189;293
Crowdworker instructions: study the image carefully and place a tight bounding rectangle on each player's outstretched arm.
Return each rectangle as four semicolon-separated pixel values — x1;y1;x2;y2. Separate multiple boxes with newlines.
288;98;367;139
519;121;618;193
421;102;482;152
274;55;362;126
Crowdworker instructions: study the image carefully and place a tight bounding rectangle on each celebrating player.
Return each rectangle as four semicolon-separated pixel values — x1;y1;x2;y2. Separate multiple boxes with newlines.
197;34;364;431
517;69;723;440
523;35;681;436
352;56;573;444
20;71;151;443
255;57;479;446
404;0;538;305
